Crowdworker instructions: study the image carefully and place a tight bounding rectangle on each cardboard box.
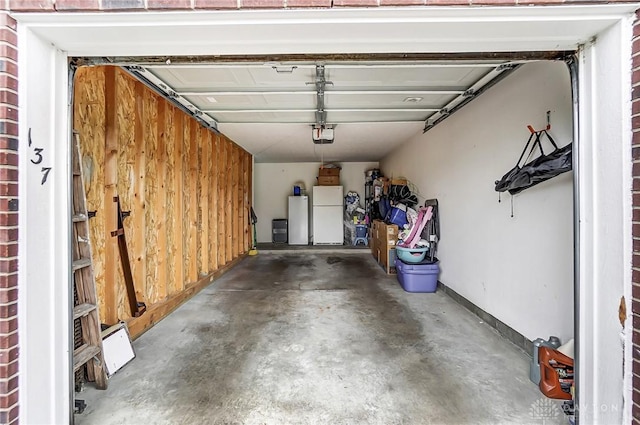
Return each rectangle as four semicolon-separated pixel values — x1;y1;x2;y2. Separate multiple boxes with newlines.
390;178;408;186
373;220;398;242
318;176;340;186
376;246;396;274
371;220;398;274
383;178;408;196
370;222;379;256
319;167;341;177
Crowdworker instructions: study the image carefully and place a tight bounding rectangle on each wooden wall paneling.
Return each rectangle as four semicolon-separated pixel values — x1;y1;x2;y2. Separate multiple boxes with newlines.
198;127;209;275
157;101;170;301
217;136;226;267
225;140;233;263
155;99;168;302
115;69;137;321
246;152;251;251
243;151;249;252
232;145;239;258
74;66;254;339
195;126;202;274
248;153;253;251
165;105;176;296
131;81;147;312
209;134;218;272
74;67;108;324
173;111;185;293
237;149;243;254
236;147;243;257
188;121;199;281
182;118;192;283
103;66;119;325
144;91;159;304
238;149;245;255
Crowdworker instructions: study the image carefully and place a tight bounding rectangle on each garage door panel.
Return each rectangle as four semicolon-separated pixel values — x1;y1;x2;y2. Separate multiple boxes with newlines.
325;92;456;109
186;92;316;110
149;66;315;91
211;110;315;123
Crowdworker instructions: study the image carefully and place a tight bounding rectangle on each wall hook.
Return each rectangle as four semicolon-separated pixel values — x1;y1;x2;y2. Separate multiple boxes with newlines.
527;110;552;134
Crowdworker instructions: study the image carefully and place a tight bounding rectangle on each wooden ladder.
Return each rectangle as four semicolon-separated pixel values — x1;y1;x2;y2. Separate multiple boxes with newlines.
72;132;107;390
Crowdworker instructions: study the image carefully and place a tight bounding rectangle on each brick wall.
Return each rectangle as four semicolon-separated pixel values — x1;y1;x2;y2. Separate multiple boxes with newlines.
0;6;17;425
5;0;639;10
633;9;640;424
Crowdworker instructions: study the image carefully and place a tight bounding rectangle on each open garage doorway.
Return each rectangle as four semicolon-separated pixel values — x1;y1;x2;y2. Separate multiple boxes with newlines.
68;55;575;424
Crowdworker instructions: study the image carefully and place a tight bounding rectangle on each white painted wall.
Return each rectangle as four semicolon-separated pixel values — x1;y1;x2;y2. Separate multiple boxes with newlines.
18;28;72;424
577;18;632;424
253;162;378;242
381;61;574;343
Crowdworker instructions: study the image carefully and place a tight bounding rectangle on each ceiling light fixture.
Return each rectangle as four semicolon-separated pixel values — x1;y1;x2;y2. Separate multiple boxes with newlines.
312;126;334;145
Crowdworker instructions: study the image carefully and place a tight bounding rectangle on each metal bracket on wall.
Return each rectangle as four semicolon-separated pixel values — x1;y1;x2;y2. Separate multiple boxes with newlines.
110;196;146;318
423;63;522;133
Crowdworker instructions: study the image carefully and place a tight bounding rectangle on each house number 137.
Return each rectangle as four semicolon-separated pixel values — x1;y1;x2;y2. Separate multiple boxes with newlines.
28;128;52;185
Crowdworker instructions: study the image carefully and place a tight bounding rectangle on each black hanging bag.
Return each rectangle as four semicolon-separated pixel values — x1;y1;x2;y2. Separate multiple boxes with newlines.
494;130;572;195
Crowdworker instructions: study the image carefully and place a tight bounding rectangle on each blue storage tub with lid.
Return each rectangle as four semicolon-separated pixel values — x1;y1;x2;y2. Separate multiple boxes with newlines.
395;258;439;293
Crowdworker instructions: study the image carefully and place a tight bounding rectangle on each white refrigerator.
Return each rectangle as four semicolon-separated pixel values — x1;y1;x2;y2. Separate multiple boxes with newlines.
313;186;344;245
288;196;309;245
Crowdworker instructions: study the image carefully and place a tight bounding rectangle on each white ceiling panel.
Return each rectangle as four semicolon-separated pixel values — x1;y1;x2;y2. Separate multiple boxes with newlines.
212;110;316;124
187;93;316;111
325;92;457;109
325;65;492;90
149;66;315;91
135;59;526;161
219;122;425;163
325;110;431;123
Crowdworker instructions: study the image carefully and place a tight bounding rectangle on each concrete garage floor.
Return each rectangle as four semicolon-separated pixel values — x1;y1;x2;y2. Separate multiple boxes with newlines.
76;253;566;425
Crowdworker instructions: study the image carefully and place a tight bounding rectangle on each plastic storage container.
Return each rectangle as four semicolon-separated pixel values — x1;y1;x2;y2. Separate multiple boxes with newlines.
539;346;574;400
395;258;439;292
355;224;368;238
395;245;428;263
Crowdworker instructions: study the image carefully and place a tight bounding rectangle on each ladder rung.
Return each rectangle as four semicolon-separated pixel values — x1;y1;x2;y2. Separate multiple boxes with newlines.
73;172;81;176
73;344;101;372
73;303;96;320
72;214;87;223
72;258;92;271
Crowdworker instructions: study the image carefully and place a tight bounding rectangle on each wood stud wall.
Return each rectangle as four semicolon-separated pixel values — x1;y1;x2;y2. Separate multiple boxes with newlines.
73;66;253;337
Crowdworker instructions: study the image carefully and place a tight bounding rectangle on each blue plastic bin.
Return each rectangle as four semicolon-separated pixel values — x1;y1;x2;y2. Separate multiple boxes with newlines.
355;224;367;238
395;258;439;293
387;207;408;228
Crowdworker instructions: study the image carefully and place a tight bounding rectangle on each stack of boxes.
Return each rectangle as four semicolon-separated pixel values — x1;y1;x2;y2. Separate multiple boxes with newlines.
318;167;340;186
370;220;398;274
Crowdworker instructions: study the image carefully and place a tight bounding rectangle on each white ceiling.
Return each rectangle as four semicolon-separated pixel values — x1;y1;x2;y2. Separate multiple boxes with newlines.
141;60;521;162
